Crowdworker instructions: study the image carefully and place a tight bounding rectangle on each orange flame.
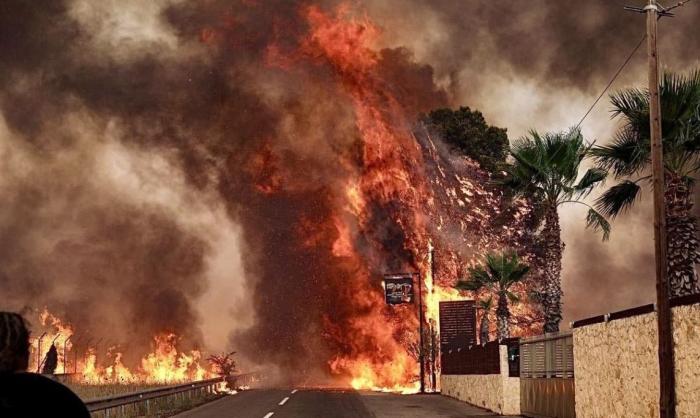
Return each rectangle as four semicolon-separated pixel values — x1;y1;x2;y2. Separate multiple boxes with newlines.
29;309;214;384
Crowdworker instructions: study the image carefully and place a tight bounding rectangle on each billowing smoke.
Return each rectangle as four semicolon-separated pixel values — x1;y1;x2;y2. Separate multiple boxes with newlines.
369;0;700;324
2;0;698;382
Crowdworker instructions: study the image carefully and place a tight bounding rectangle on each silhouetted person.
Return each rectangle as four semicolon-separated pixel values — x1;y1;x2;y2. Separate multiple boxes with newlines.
0;312;89;417
42;343;58;374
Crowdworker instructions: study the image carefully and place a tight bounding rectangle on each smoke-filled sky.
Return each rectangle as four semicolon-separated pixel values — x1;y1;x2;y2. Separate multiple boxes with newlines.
1;0;699;374
367;0;700;325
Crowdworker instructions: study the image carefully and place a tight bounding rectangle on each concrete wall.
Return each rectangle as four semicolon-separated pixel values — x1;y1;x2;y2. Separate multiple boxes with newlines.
573;302;700;418
441;345;520;415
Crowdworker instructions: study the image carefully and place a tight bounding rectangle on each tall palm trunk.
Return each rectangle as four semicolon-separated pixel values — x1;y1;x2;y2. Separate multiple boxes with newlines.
665;174;700;297
480;311;490;344
496;290;510;340
542;205;564;332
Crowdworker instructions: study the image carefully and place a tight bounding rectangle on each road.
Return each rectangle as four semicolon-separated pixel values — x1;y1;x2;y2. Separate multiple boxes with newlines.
175;388;519;418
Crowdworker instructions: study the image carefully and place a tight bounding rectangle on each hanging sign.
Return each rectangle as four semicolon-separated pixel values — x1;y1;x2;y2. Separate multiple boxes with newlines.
384;274;414;305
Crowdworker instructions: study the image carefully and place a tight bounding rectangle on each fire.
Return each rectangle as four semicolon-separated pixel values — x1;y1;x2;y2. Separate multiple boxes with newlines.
29;309;214;385
141;334;209;383
29;309;74;374
24;2;542;396
296;4;539;392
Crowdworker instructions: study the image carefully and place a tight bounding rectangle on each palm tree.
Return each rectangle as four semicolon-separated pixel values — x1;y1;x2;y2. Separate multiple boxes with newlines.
476;297;493;344
504;127;610;332
456;251;530;340
592;70;700;297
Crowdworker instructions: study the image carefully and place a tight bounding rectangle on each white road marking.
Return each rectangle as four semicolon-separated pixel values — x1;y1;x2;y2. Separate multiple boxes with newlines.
291;389;298;394
263;413;274;418
279;397;290;406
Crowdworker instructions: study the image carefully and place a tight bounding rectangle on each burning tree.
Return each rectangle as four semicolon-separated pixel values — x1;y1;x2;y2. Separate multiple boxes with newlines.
208;351;238;390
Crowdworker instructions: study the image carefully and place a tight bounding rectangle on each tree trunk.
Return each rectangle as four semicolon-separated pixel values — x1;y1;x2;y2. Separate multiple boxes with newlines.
480;311;490;344
496;290;510;340
542;204;564;333
665;174;700;297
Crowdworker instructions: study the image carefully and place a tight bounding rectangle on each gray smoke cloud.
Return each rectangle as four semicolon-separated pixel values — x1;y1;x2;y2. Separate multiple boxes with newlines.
368;0;700;324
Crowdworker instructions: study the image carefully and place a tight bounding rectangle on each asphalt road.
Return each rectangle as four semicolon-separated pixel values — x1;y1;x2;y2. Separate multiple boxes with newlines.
175;388;518;418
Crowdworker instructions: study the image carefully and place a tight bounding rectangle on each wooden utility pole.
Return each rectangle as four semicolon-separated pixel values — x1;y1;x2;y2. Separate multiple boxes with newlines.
645;1;675;416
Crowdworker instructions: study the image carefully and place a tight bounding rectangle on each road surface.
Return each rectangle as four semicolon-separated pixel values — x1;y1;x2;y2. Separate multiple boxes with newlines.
175;388;520;418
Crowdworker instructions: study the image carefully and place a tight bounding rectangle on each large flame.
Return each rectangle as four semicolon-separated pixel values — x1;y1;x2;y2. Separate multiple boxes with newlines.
27;2;541;394
29;309;214;384
294;5;539;391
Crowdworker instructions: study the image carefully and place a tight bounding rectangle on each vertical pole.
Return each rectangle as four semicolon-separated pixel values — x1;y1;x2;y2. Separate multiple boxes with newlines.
417;272;425;394
37;333;46;373
63;336;72;374
646;1;675;417
428;244;437;392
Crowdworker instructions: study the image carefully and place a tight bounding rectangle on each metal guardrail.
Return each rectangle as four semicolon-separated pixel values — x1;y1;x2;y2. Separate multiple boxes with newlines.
85;377;224;414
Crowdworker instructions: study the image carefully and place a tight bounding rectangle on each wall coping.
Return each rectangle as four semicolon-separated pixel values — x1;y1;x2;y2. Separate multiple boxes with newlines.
571;293;700;329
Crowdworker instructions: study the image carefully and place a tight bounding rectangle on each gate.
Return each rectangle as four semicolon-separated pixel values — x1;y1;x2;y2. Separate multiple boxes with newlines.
519;331;575;418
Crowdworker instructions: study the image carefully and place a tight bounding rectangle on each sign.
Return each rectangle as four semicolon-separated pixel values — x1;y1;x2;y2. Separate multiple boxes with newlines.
439;300;476;350
384;275;414;305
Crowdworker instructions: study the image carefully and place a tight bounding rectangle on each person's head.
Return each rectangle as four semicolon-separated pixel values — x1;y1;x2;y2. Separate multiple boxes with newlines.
0;312;30;373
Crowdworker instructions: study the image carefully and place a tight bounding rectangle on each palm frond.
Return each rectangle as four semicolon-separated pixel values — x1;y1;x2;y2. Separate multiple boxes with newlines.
574;168;607;198
477;296;494;310
586;208;611;241
610;88;648;123
595;180;642;218
506;127;591;203
506;291;520;304
590;127;649;178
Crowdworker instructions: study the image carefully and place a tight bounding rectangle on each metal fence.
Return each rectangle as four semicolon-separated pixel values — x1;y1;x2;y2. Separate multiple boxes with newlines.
520;331;574;378
441;341;500;375
519;332;575;418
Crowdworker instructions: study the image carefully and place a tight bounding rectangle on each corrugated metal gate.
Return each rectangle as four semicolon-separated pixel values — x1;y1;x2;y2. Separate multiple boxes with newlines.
519;331;575;418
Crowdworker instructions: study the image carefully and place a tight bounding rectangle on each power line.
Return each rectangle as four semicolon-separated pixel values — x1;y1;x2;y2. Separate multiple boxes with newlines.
576;0;697;128
665;0;696;12
576;34;647;128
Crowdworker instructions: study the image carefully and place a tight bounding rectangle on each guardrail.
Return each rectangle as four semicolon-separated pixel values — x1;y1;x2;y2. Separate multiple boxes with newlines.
85;377;224;417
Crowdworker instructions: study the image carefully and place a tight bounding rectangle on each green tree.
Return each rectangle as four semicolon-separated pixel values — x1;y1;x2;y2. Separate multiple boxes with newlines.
423;107;509;173
592;70;700;297
476;297;494;344
456;251;530;340
504;127;610;332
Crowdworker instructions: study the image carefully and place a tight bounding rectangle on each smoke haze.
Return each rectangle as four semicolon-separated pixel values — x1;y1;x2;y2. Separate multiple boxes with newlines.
1;0;699;377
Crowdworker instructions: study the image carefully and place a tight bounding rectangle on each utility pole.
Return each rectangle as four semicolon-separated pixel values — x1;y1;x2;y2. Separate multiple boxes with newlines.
626;1;676;416
428;243;437;392
646;2;675;416
416;271;426;394
647;1;676;414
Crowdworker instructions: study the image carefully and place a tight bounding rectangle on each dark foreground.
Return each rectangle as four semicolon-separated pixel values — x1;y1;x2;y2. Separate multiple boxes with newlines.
174;389;520;418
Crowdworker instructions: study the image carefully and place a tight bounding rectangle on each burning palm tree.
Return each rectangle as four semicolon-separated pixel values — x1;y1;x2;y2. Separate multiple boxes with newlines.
592;70;700;297
456;251;529;340
504;127;610;332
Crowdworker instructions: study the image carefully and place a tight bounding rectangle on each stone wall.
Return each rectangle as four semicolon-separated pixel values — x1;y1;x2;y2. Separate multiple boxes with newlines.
573;302;700;418
441;345;520;415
